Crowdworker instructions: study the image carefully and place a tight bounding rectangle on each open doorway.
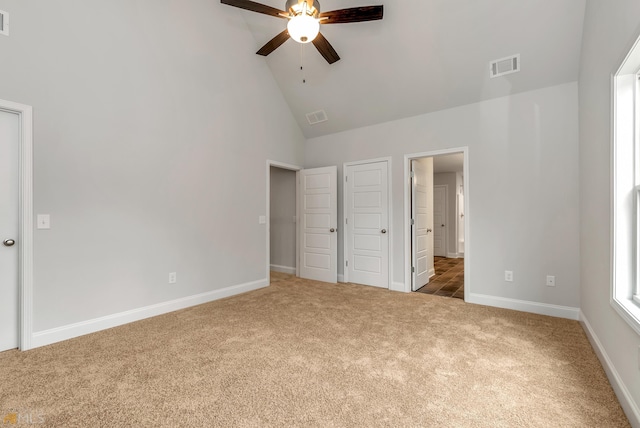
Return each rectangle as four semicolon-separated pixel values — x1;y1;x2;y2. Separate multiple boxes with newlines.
405;149;468;300
267;162;300;284
266;161;339;285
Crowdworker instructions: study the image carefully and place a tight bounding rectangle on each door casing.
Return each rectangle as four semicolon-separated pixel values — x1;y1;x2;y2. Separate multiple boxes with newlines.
266;160;301;281
404;148;470;298
0;98;33;351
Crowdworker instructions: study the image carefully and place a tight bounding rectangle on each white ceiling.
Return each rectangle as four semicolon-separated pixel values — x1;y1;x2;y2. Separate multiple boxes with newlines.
230;0;586;138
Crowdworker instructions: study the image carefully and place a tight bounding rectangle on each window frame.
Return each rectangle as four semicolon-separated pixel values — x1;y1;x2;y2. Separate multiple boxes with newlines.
611;39;640;336
634;75;640;304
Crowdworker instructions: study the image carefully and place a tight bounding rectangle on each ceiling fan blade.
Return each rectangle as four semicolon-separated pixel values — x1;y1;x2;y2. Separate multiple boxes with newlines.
220;0;287;19
319;6;384;24
257;29;291;56
312;33;340;64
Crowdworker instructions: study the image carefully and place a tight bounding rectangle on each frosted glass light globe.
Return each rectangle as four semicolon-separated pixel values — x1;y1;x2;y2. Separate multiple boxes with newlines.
287;14;320;44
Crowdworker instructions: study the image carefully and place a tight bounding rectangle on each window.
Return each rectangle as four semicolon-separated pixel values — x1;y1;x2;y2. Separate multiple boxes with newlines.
612;36;640;335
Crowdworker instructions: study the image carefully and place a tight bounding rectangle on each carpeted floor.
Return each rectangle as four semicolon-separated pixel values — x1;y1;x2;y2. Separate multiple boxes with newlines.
0;276;630;427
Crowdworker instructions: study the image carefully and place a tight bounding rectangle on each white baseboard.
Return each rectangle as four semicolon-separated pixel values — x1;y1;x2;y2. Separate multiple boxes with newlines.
270;264;296;275
30;278;269;349
337;274;345;283
447;252;464;259
390;282;407;293
467;293;580;320
580;311;640;427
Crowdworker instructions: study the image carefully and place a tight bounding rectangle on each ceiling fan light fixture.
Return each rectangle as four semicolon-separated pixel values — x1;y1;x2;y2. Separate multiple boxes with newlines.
287;14;320;43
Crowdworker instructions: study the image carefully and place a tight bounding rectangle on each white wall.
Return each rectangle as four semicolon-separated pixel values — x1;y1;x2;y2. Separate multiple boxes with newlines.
579;0;640;424
305;82;580;311
270;167;296;272
0;0;304;334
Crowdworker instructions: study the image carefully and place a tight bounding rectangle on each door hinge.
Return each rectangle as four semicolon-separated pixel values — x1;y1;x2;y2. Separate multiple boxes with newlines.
411;218;415;225
345;176;348;182
345;218;348;225
410;171;415;178
346;260;349;267
412;266;415;273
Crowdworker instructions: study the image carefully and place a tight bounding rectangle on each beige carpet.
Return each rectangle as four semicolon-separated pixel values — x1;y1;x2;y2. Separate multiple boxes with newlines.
0;275;630;427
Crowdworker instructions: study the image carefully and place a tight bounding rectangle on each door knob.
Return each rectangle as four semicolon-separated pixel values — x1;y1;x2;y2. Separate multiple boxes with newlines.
441;224;445;227
3;239;15;247
330;228;335;233
427;229;432;233
381;229;387;234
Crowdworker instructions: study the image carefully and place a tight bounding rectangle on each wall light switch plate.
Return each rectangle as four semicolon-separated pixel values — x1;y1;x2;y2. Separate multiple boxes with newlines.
546;275;556;287
37;214;50;229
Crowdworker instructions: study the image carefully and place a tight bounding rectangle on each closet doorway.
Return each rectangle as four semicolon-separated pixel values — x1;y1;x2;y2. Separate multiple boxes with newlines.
268;162;299;284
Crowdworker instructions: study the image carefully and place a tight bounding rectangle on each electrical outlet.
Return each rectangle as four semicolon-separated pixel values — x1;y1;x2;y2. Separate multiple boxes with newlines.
169;272;177;284
546;275;556;287
504;271;513;282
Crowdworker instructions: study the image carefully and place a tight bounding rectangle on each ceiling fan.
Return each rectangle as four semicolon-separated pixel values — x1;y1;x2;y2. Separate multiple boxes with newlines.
221;0;384;64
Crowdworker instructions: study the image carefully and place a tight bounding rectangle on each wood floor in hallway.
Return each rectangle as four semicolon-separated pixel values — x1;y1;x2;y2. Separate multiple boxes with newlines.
416;256;464;299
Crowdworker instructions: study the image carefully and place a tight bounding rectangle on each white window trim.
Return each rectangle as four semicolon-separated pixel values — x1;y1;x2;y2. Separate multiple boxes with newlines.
611;37;640;336
636;182;640;302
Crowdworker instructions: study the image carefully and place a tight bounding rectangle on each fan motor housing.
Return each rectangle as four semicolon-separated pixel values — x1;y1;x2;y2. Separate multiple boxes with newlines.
286;0;320;17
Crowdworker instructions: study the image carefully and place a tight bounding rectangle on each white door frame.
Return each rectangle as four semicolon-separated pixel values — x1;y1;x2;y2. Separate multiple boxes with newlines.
0;98;33;351
404;148;469;299
266;160;301;282
343;157;393;287
433;184;448;257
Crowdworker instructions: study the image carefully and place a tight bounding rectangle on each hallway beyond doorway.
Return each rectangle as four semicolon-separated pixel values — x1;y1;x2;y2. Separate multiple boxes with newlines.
416;257;464;299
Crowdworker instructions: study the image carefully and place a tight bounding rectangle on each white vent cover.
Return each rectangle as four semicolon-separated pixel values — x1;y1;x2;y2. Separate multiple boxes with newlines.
306;110;328;125
0;10;8;36
490;54;520;78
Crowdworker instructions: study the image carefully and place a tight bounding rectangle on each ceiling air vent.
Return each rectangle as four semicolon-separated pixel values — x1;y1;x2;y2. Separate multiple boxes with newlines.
0;10;9;36
490;54;520;78
306;110;328;125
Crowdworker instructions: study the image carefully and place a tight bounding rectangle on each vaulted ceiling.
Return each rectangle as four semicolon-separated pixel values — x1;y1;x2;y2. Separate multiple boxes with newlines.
223;0;586;138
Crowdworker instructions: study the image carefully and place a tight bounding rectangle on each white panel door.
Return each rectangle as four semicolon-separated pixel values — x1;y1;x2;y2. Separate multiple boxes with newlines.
0;110;19;352
411;159;434;291
434;185;447;257
299;166;337;283
346;161;389;288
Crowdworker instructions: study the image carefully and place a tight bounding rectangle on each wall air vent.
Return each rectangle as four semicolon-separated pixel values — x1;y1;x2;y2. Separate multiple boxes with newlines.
490;54;520;78
306;110;328;125
0;10;8;36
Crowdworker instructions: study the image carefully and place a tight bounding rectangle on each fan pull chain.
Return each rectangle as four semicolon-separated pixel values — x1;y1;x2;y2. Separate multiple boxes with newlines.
300;43;306;84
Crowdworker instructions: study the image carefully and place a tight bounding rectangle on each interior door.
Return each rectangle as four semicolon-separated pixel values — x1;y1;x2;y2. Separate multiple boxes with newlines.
411;158;434;291
433;185;447;257
345;161;389;288
0;110;19;352
458;192;465;254
299;166;337;283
